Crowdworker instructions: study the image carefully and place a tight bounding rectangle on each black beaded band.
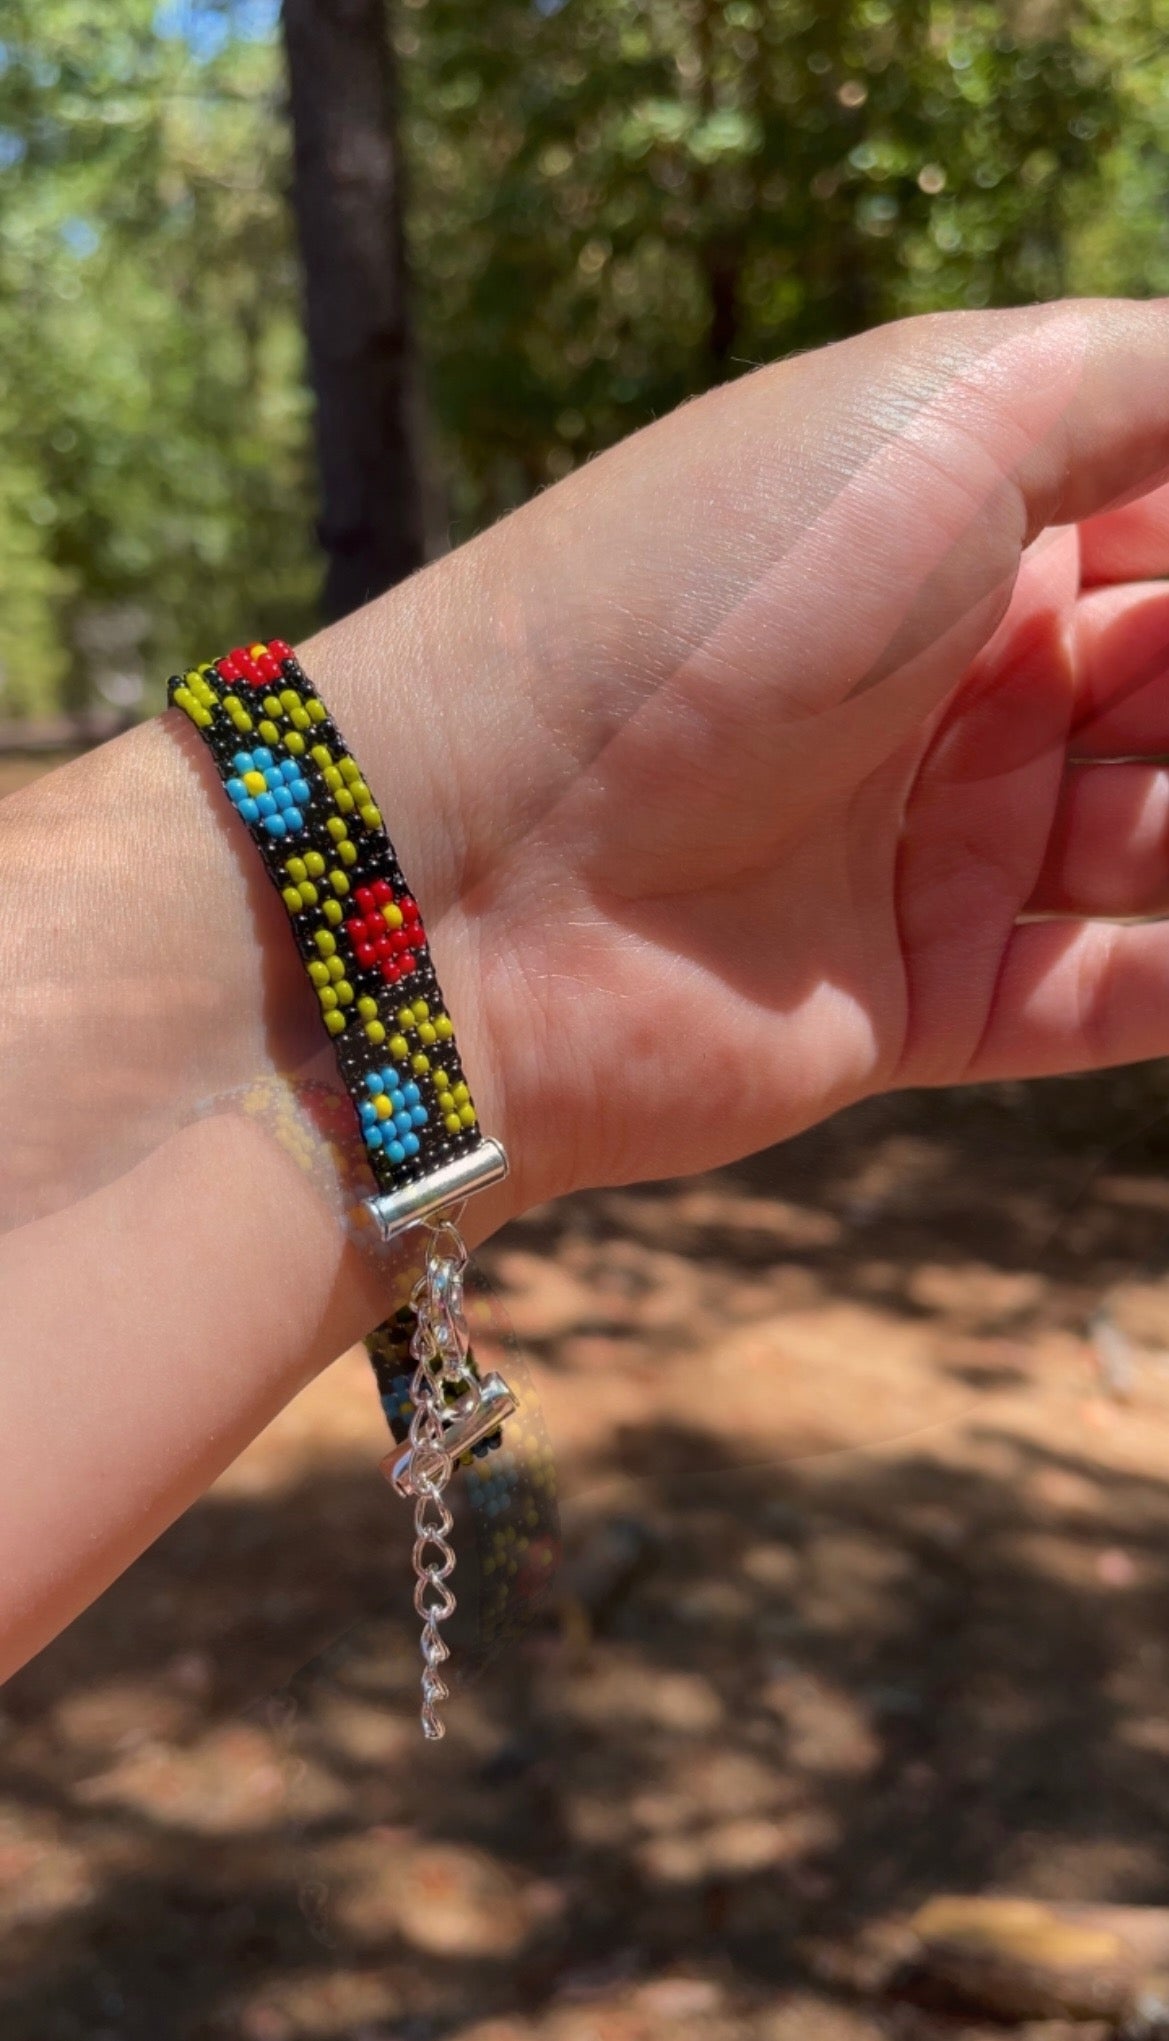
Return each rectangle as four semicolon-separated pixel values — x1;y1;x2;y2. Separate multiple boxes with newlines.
168;640;481;1199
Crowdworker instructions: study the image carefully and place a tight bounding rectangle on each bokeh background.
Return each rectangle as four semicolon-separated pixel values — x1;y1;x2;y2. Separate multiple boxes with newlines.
8;4;1169;2039
5;0;1169;717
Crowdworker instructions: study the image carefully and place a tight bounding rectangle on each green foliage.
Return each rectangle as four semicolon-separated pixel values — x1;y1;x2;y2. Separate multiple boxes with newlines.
402;0;1128;527
0;0;1164;711
0;0;317;715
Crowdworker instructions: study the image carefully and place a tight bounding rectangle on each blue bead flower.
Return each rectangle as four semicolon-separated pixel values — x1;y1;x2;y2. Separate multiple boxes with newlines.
225;746;305;837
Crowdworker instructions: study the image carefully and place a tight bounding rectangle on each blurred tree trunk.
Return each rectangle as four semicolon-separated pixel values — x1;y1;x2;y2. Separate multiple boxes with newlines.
282;0;426;622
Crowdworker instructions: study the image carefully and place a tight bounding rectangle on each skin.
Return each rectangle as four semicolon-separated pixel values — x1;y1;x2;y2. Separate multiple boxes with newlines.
5;296;1169;1673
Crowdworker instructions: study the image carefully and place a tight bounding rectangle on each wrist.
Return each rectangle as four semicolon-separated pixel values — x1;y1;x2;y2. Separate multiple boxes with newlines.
296;573;560;1227
167;621;537;1243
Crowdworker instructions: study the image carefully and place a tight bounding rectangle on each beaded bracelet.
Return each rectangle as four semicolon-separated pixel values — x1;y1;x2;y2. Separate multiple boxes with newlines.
169;639;514;1737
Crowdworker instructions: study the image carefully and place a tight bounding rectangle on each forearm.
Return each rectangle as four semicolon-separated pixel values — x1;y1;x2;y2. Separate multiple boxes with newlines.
0;577;515;1678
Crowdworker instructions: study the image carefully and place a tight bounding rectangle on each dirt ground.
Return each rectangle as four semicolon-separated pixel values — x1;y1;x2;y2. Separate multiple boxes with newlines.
7;1077;1169;2041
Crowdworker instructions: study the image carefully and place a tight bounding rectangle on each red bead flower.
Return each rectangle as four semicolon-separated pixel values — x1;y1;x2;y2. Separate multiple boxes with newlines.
345;880;425;984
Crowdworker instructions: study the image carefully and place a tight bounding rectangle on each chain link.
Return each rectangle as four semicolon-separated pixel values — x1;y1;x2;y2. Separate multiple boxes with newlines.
406;1221;481;1739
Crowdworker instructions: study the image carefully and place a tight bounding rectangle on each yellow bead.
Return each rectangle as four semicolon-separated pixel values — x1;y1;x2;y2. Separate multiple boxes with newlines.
259;720;280;745
453;1082;470;1104
187;667;204;683
306;697;326;722
324;1009;346;1036
290;707;310;730
286;857;308;884
418;1022;437;1045
434;1015;454;1040
314;930;336;957
336;980;354;1005
193;706;213;727
412;1000;429;1022
327;955;344;981
375;1094;393;1120
282;885;303;912
249;641;267;658
264;695;282;716
308;960;330;986
357;996;378;1020
396;1007;414;1029
459;1104;477;1128
364;1020;386;1045
279;689;300;713
323;899;343;926
339;756;359;783
311;743;332;768
323;765;342;791
304;850;326;877
338;840;357;866
389;1034;409;1059
318;985;338;1011
243;770;266;795
432;1070;449;1091
335;788;355;814
438;1091;455;1113
300;881;319;907
231;711;253;732
383;903;403;930
223;693;243;713
326;817;347;842
412;1053;430;1075
329;870;349;896
173;686;194;711
351;779;371;806
285;730;305;756
444;1112;462;1135
360;804;382;829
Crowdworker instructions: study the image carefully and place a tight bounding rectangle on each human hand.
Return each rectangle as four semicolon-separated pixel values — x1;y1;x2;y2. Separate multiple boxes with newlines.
316;298;1169;1215
9;296;1169;1673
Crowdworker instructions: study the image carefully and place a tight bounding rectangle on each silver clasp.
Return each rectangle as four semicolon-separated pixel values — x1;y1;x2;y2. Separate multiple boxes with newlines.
363;1138;509;1243
382;1370;518;1499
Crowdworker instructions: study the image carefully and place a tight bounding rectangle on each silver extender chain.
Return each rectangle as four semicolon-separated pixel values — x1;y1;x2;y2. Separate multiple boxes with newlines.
407;1221;482;1740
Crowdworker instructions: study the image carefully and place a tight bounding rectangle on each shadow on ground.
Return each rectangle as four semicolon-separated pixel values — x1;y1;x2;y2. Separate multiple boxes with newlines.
6;1080;1169;2040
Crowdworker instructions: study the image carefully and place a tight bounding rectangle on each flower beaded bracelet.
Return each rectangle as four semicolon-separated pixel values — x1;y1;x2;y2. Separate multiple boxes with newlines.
170;640;515;1737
